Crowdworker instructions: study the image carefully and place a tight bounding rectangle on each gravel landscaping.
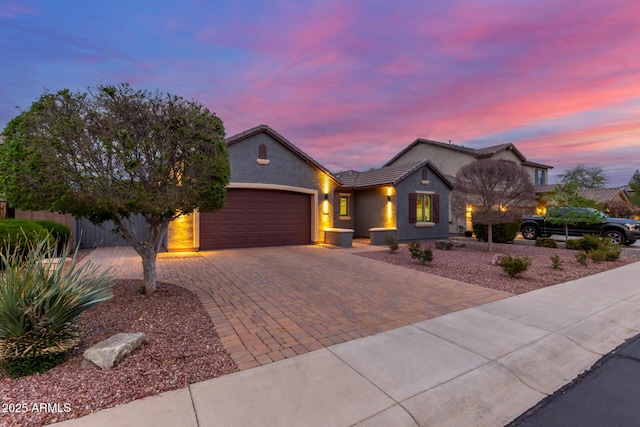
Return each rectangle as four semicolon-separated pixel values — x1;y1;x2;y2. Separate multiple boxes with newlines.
0;279;238;427
1;241;638;426
358;238;640;294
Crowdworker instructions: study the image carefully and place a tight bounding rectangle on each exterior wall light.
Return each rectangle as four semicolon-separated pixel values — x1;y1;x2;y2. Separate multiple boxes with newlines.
324;193;329;200
387;195;391;202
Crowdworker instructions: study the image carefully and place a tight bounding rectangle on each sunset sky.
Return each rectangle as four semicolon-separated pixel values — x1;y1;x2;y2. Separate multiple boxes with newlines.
1;0;639;186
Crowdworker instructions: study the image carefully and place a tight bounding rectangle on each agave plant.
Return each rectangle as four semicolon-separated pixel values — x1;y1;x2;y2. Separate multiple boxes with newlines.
0;236;113;367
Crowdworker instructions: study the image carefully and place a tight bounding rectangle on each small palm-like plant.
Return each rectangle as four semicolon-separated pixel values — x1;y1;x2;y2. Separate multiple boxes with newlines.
0;236;114;376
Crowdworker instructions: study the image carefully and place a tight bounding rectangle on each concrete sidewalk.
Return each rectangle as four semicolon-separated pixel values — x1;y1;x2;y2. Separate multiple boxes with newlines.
51;261;640;427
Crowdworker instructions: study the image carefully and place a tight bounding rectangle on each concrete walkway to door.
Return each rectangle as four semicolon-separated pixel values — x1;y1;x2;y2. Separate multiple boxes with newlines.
84;243;510;370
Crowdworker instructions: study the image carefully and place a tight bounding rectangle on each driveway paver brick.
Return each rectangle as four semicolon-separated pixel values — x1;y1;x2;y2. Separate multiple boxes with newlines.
83;243;510;370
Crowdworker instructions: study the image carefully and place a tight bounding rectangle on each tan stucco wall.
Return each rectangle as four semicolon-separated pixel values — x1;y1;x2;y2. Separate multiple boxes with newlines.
14;209;75;230
389;144;476;177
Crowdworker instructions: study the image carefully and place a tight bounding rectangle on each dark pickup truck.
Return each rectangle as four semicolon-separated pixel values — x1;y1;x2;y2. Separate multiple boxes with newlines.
521;207;640;246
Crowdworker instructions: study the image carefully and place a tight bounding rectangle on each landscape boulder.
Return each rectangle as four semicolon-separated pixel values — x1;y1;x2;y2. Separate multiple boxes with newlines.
83;332;147;370
435;240;453;250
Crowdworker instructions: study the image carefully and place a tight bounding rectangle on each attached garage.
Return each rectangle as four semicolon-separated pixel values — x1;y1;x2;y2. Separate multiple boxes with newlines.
199;188;312;250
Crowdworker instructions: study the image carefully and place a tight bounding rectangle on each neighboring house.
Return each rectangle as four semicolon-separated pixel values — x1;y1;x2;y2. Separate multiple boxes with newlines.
333;160;453;241
385;139;553;232
535;185;638;218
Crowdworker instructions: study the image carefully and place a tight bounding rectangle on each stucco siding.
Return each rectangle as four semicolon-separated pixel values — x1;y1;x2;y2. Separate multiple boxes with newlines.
387;144;475;177
226;132;338;243
353;188;389;237
395;169;450;241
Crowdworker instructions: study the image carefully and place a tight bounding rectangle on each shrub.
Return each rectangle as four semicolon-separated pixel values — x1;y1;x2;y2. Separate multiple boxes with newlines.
576;250;589;266
589;248;607;263
2;353;67;378
565;235;623;262
500;255;531;278
578;235;603;252
408;241;433;265
408;240;422;258
0;219;53;263
384;235;399;252
550;254;564;270
565;239;581;250
34;220;72;252
472;222;520;244
0;238;114;377
536;237;558;248
565;235;608;251
604;245;623;261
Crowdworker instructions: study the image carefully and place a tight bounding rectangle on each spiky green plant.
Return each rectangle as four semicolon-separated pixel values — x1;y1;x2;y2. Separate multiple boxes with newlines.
0;236;113;376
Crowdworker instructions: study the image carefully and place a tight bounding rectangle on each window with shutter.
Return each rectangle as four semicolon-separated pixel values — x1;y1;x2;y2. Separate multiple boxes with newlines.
411;192;440;225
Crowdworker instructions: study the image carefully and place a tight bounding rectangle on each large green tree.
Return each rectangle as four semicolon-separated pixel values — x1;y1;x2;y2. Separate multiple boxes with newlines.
559;164;607;189
0;83;230;294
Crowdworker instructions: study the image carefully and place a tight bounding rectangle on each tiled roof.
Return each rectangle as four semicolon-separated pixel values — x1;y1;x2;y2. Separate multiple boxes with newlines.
335;160;453;189
580;187;629;203
534;185;630;203
226;125;339;183
384;139;553;169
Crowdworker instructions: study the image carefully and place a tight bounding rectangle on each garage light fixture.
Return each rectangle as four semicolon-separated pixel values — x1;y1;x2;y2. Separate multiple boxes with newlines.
324;193;329;200
387;195;391;202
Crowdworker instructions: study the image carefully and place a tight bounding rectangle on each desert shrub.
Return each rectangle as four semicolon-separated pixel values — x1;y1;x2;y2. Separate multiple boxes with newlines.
603;245;623;261
34;220;72;252
565;239;581;250
535;237;558;248
589;248;607;263
565;235;615;252
0;219;53;263
0;238;114;377
472;221;520;244
408;240;422;258
2;353;67;378
565;235;623;262
384;235;399;252
550;254;564;270
408;241;433;265
500;255;531;278
576;250;589;266
578;235;604;252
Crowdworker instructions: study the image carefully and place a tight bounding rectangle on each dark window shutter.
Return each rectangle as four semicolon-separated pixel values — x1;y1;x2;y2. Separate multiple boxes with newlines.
409;193;417;224
433;194;440;223
258;144;268;159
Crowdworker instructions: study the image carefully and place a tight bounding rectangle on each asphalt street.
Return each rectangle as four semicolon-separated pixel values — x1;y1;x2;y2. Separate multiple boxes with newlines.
510;331;640;426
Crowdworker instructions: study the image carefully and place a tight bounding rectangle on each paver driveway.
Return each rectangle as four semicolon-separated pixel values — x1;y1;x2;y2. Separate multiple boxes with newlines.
85;244;510;369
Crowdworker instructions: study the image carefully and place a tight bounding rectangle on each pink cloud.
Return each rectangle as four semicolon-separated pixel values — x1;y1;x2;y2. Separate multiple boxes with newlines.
0;2;36;18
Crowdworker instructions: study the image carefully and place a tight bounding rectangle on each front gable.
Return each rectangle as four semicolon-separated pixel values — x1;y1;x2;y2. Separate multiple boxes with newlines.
334;160;452;240
226;125;339;190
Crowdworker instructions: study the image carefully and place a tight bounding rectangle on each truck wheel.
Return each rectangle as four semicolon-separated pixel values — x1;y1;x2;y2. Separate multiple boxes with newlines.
521;225;538;240
603;230;625;246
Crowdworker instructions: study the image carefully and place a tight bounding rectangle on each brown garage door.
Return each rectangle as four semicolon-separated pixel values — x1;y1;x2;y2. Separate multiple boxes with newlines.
200;189;312;250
